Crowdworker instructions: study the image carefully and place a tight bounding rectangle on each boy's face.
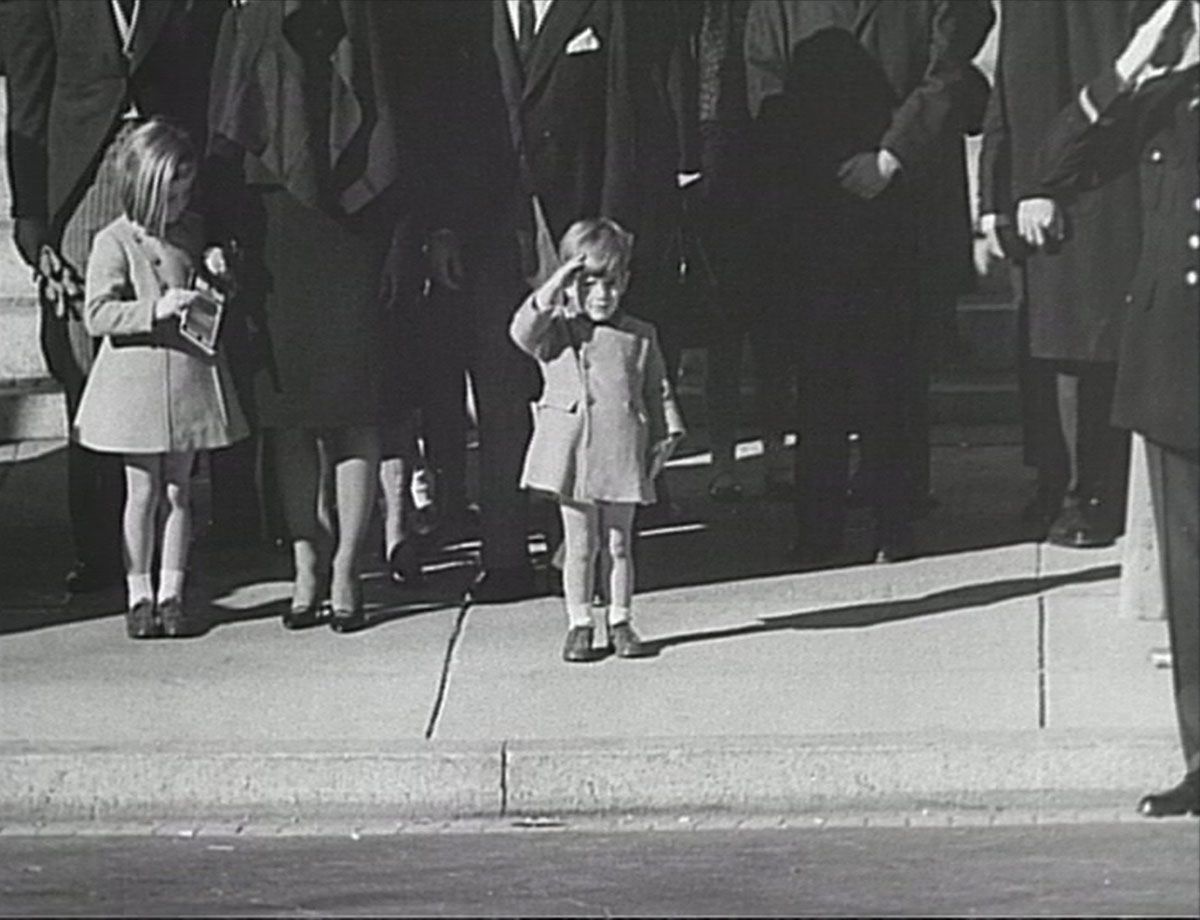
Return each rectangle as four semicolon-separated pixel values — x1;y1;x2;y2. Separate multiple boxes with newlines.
571;253;628;323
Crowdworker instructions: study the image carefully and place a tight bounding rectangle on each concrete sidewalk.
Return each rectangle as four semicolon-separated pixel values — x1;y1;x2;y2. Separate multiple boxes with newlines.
0;428;1180;826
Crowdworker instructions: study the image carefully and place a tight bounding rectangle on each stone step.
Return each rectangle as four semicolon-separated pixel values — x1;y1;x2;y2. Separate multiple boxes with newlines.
0;377;67;442
955;293;1018;371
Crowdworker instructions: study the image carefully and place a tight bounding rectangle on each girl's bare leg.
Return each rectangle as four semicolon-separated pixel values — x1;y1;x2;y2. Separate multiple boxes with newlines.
157;450;195;602
123;454;161;604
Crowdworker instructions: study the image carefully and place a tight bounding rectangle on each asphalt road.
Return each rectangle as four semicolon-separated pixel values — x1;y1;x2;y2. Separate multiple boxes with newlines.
1;822;1197;916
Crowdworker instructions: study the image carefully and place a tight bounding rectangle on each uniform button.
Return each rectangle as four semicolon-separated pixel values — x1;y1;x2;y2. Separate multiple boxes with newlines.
1189;234;1199;251
1150;148;1164;163
587;396;596;406
1187;270;1199;287
1194;198;1200;212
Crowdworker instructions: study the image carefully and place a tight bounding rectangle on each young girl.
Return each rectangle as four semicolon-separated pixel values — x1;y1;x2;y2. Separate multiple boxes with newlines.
510;218;686;662
73;119;248;639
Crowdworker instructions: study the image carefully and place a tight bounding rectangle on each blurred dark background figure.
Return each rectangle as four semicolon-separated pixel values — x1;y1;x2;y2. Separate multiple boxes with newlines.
1037;0;1198;818
2;0;226;593
979;0;1143;548
674;0;792;504
745;0;994;567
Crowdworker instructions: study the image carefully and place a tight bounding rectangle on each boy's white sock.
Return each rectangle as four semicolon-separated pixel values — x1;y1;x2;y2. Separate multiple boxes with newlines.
126;573;154;606
607;606;631;626
157;568;186;603
565;602;592;630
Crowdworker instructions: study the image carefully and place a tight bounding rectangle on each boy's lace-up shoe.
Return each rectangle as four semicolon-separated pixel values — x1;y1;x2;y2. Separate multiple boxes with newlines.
609;622;654;658
562;626;607;663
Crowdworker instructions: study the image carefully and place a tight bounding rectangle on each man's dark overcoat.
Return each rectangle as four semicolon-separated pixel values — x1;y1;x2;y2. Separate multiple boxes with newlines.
744;0;993;293
979;0;1144;362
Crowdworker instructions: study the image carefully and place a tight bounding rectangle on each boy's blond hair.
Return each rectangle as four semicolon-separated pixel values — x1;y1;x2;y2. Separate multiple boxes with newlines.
118;118;196;237
558;217;635;279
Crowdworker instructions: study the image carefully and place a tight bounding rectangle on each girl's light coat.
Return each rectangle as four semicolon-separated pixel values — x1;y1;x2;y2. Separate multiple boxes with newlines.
73;214;248;454
510;295;685;505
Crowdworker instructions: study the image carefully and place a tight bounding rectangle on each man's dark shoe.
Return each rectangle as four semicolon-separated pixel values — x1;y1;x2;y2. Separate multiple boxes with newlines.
786;538;843;570
124;599;160;640
467;565;538;603
874;522;915;564
562;626;607;663
67;562;122;595
609;622;653;658
1047;497;1115;548
388;540;424;587
1137;772;1200;817
158;596;198;638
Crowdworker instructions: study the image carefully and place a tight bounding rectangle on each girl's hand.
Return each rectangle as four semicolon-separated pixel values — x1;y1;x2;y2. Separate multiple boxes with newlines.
155;287;200;320
532;253;586;313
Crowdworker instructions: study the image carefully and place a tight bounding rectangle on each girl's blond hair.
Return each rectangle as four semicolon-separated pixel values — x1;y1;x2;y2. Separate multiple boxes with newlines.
558;217;635;279
118;118;196;237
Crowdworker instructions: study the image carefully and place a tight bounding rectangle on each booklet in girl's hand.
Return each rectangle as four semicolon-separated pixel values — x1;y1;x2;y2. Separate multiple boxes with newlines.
179;279;224;355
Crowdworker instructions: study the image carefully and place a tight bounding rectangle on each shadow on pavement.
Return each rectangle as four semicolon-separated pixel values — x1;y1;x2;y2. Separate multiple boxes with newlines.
643;563;1120;656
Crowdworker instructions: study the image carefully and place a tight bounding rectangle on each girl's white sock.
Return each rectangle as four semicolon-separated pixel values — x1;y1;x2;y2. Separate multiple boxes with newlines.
157;568;186;603
126;573;154;606
607;605;631;626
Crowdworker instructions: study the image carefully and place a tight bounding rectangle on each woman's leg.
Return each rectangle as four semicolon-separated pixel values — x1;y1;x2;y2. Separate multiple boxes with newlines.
157;450;195;602
326;425;381;612
122;454;161;604
559;499;598;629
599;502;637;623
273;427;330;609
379;415;417;562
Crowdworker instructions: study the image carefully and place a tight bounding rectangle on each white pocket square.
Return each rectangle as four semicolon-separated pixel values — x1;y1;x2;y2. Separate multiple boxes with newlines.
565;26;600;54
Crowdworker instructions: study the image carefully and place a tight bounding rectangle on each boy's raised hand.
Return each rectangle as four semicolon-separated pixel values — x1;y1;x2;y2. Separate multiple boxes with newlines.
532;253;586;313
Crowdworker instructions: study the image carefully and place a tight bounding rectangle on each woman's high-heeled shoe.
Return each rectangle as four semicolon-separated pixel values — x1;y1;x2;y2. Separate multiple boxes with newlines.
282;600;325;630
329;578;365;634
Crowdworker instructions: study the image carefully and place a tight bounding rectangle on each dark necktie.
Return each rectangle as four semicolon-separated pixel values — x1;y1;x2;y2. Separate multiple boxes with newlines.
517;0;536;65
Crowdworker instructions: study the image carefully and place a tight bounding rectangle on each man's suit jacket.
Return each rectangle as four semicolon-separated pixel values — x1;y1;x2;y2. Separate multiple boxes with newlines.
744;0;993;288
1038;66;1199;458
441;0;640;259
3;0;224;235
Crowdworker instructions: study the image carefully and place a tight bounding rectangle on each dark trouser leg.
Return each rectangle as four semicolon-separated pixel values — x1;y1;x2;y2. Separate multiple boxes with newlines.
1147;440;1200;774
472;348;533;571
1076;363;1130;534
210;437;261;539
422;285;470;518
794;294;850;549
903;296;939;503
706;315;744;477
859;293;912;532
42;298;124;575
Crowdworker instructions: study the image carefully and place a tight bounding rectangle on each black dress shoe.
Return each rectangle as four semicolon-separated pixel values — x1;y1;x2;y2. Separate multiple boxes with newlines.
1046;498;1115;548
562;626;607;663
67;562;123;594
388;540;424;587
329;606;366;633
124;599;160;639
282;602;324;630
1137;773;1200;817
467;565;538;604
873;522;915;564
786;538;843;570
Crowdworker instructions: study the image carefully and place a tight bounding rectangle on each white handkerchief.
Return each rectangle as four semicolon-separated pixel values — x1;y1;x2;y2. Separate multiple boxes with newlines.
565;26;601;55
